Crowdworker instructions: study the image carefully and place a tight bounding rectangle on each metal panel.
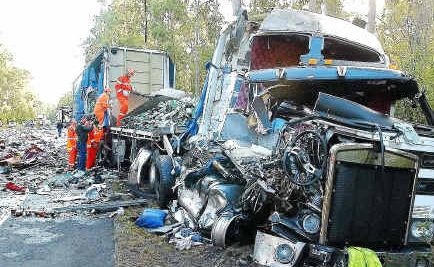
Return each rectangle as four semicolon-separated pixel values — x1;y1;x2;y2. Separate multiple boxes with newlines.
106;47;169;119
109;49;125;66
126;50;150;63
151;84;163;92
108;68;123;83
126;61;149;73
259;9;384;54
131;72;150;84
151;73;163;85
151;54;164;68
134;83;151;95
253;231;306;267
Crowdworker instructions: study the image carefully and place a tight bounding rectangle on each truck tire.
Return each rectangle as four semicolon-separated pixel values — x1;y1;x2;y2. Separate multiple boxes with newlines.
154;155;175;208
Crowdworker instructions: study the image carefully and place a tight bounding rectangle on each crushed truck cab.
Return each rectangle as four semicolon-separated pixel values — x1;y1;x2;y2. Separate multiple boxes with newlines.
104;9;433;267
171;9;433;266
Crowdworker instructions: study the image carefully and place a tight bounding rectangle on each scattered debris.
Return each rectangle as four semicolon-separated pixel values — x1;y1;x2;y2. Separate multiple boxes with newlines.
169;228;204;250
121;97;193;132
109;207;125;218
0;208;9;226
83;183;106;200
5;181;26;192
135;208;167;228
10;208;54;218
52;199;147;213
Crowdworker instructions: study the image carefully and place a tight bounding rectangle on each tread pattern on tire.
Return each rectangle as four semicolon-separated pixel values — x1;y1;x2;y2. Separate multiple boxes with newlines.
155;155;174;208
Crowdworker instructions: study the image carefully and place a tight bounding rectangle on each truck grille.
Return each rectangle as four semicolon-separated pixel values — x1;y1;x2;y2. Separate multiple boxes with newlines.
321;144;418;249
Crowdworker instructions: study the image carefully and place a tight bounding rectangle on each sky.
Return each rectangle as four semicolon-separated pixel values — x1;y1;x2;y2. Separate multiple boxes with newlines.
0;0;101;105
0;0;384;105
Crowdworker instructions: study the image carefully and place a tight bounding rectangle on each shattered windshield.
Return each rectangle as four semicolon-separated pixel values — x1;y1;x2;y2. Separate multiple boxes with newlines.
242;80;417;118
250;34;310;70
322;37;382;62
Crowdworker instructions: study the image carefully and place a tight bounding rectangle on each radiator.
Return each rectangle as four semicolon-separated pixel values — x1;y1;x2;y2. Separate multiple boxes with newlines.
320;143;418;249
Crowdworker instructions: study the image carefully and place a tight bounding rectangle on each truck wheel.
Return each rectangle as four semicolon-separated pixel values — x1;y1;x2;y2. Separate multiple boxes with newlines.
154;155;175;208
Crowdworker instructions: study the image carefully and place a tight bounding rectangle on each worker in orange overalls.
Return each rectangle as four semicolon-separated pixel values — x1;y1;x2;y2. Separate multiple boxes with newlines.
86;124;97;170
115;68;135;126
86;121;106;169
94;87;111;128
66;119;78;170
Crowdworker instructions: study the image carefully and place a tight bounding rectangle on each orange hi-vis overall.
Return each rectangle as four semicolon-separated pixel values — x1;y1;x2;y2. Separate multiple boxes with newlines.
115;75;132;126
85;127;97;170
66;125;77;168
86;127;104;169
94;92;110;127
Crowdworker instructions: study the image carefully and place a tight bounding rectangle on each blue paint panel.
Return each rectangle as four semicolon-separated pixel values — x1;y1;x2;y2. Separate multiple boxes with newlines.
169;58;175;88
89;67;97;88
97;64;104;95
300;36;324;64
74;88;85;121
248;66;404;82
80;69;90;89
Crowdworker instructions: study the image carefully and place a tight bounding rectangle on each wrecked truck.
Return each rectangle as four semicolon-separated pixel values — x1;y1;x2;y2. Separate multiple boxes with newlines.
109;9;434;266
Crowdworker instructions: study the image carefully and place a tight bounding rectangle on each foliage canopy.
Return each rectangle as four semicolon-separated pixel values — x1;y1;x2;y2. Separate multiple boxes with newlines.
0;45;37;123
83;0;223;94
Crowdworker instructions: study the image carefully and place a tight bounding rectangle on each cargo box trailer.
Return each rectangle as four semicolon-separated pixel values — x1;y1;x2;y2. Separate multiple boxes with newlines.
72;46;175;122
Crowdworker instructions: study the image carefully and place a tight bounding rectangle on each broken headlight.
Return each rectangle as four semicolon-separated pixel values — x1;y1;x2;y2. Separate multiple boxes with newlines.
274;243;295;264
300;212;321;235
409;219;434;243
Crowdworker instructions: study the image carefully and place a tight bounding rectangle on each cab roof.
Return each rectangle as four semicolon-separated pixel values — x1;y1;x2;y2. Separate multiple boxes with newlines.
259;9;384;54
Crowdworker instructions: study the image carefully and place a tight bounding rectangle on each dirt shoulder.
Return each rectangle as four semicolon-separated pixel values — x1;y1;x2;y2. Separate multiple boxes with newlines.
114;205;257;267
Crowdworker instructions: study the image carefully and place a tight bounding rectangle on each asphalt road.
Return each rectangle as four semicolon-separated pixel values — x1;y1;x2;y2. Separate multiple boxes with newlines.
0;216;115;267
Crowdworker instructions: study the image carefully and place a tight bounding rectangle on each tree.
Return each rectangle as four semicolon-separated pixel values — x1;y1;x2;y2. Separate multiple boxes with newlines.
83;0;147;62
323;0;344;17
57;90;73;108
378;0;434;122
248;0;344;18
367;0;376;33
249;0;281;15
308;0;321;13
0;44;37;123
83;0;223;94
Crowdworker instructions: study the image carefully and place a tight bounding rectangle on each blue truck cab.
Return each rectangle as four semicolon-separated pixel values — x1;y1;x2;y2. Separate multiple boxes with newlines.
178;8;434;266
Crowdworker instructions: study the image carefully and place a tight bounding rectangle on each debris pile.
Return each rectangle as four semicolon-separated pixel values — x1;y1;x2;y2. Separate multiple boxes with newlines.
134;208;208;251
121;98;193;132
0;127;66;191
0;126;145;223
0;127;65;172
